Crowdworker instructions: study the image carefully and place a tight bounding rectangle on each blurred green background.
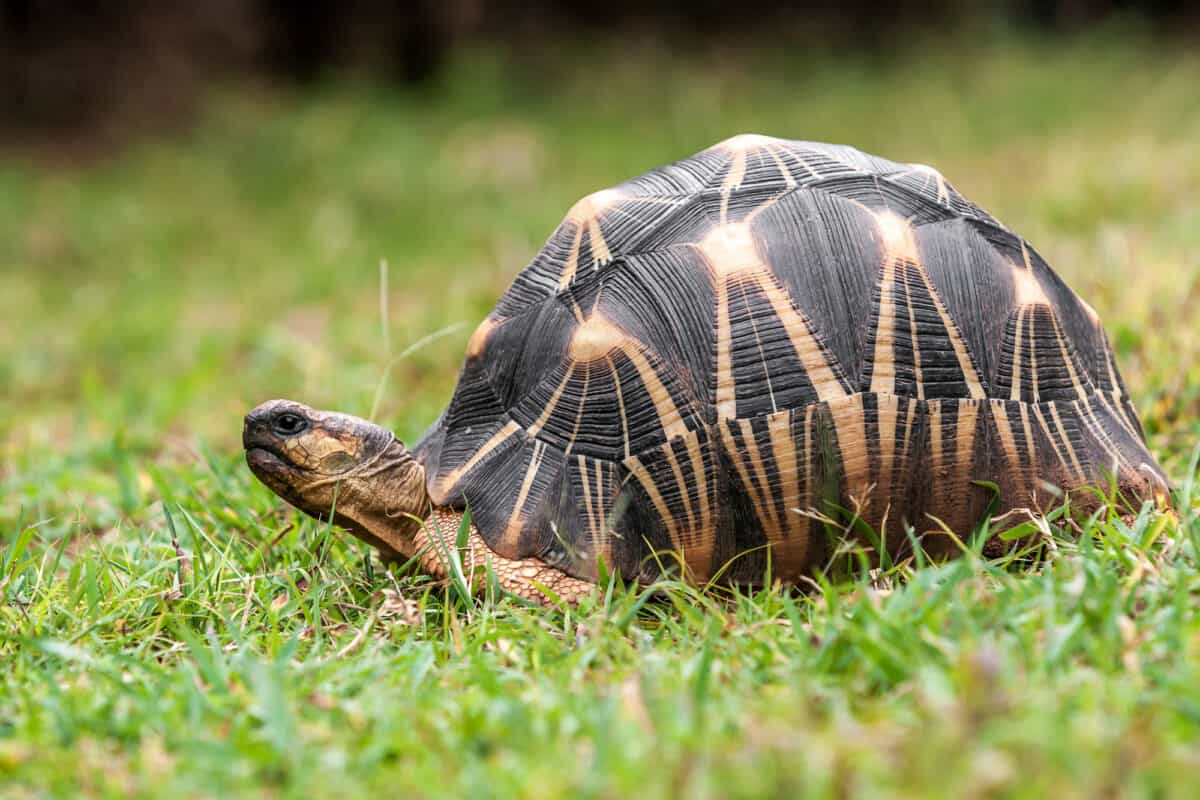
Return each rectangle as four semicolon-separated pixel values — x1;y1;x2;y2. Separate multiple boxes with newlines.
3;14;1198;536
2;5;1200;797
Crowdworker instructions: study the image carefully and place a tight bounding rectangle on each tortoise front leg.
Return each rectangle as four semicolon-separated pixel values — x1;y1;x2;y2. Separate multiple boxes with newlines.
411;509;597;607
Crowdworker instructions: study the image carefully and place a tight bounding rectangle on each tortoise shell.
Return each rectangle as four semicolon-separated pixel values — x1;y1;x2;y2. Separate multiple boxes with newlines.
416;134;1168;584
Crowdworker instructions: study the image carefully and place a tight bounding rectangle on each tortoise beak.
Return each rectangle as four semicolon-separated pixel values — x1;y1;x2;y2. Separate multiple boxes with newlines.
242;409;268;450
243;402;304;502
242;399;312;450
242;405;282;457
243;406;283;478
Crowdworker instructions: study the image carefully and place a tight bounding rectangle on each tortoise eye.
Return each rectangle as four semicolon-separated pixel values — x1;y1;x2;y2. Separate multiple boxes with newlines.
272;412;309;437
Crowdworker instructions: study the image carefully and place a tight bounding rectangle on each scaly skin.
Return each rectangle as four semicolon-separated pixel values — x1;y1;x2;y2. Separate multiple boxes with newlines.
413;509;598;607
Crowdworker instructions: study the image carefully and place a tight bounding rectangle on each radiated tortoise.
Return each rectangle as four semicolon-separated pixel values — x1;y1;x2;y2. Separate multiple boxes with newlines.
243;134;1169;604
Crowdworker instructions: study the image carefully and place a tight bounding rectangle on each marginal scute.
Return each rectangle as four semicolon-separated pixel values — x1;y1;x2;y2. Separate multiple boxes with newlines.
1139;463;1171;509
498;438;552;552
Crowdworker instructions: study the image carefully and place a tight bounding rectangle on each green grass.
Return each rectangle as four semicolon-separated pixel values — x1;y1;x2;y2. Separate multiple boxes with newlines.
3;28;1200;798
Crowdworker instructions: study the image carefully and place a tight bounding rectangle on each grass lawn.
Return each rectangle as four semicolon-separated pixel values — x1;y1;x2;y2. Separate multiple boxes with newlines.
2;29;1200;798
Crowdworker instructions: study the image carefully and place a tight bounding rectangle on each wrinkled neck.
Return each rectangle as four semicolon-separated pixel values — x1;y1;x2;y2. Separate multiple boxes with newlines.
335;440;428;560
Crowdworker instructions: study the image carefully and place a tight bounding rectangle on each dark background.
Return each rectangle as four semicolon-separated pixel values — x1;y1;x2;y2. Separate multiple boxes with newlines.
2;0;1197;152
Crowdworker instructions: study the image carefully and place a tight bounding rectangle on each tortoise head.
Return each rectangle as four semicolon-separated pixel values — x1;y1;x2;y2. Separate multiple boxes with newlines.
243;399;428;560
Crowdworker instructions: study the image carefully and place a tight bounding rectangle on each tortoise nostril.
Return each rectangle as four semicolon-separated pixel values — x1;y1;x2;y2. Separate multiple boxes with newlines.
243;414;270;447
